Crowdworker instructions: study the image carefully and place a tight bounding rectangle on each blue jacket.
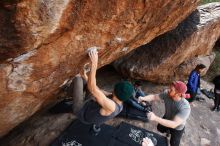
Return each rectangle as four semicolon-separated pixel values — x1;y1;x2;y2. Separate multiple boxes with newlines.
134;88;145;98
187;70;200;93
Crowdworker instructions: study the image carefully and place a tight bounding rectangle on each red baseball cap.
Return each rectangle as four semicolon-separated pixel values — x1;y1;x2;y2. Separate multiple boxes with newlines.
172;81;187;94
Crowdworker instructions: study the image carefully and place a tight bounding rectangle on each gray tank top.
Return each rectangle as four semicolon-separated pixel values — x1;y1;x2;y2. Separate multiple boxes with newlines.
76;98;123;126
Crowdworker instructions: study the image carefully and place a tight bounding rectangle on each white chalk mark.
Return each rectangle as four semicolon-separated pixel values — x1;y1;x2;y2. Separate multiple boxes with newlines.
115;37;123;43
122;47;129;52
14;50;36;63
59;79;69;87
86;46;100;53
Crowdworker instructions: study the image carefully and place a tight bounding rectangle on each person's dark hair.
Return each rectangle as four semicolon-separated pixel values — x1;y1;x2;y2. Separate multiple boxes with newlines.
114;81;134;101
195;64;206;71
134;80;142;87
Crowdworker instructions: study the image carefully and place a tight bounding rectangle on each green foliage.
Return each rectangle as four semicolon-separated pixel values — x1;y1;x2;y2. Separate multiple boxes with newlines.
201;0;220;4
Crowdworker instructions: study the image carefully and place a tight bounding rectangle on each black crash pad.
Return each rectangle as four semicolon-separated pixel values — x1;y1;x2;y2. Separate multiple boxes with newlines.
51;120;167;146
201;89;215;99
118;103;149;122
51;120;116;146
112;122;167;146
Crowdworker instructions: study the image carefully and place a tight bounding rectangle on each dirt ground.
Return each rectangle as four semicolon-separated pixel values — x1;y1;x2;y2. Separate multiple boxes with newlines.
0;65;219;146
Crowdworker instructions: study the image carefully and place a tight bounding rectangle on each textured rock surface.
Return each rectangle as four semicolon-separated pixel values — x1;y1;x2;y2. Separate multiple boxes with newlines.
114;3;220;83
0;67;219;146
175;53;216;80
0;0;200;137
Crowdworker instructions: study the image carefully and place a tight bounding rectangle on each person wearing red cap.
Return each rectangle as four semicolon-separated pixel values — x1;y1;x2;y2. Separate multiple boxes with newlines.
138;81;191;146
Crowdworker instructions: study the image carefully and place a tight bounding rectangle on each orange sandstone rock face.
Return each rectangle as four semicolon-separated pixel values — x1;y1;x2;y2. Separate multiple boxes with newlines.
0;0;199;137
114;3;220;83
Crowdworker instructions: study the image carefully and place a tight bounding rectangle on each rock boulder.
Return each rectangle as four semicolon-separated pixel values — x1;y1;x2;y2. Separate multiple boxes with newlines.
114;3;220;83
0;0;200;137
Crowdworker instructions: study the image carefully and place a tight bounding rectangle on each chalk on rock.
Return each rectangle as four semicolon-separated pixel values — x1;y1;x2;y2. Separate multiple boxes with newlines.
87;46;100;53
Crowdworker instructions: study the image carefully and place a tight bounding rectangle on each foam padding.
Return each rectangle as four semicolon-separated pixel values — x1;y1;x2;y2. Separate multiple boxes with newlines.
112;122;168;146
51;120;116;146
51;120;167;146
